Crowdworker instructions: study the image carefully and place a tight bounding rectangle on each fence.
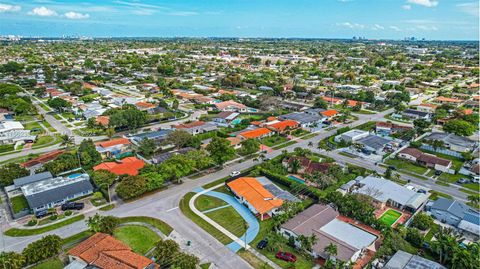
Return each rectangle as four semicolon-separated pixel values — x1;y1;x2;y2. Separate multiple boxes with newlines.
420;145;463;158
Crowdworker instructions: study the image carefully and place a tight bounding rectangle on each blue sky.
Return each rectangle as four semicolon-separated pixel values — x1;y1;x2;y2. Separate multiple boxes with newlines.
0;0;478;40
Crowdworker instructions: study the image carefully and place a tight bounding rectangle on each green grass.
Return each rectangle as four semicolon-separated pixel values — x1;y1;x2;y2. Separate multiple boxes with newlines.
195;195;227;212
436;181;450;187
200;263;213;269
459;188;478;195
271;140;297;150
354;110;377;115
4;215;85;237
429;190;453;200
61;230;94;247
118;216;173;236
378;209;402;226
0;144;14;153
41;120;56;132
237;249;274;269
24;121;44;134
10;195;29;214
462;183;480;192
99;204;115;211
205;206;246;238
30;258;64;269
301;133;319;140
180;192;233;245
33;135;54;147
38;103;51;112
385;158;428;174
114;225;161;254
260;135;288;147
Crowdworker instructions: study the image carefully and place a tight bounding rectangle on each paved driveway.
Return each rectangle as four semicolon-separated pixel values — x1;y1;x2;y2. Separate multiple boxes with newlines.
193;187;260;252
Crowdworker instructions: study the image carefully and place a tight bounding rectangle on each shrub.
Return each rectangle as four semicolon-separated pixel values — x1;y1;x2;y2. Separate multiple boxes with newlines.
27;219;37;226
65;210;72;216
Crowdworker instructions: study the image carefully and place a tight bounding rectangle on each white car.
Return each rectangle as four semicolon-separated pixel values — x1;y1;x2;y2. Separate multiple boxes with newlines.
230;171;241;177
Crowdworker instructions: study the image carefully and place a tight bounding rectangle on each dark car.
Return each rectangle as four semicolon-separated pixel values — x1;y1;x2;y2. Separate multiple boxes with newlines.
457;178;470;184
257;238;268;249
61;202;84;211
276;251;296;262
388;166;397;170
434;170;442;176
35;210;48;218
417;189;427;194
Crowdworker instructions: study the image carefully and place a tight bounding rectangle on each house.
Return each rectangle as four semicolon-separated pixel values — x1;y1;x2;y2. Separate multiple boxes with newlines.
322;96;343;105
434;96;463;106
212;111;239;126
266;120;299;134
214;100;255;113
355;135;392;155
375;122;413;136
402;109;431;121
227;177;283;220
335;129;369;144
384;250;446;269
151;147;194;164
20;150;65;170
398;148;453;172
426;198;479;238
66;233;158;269
128;129;173;146
352;175;429;212
336;84;363;93
417;103;438;113
226;137;242;149
424;132;477;153
280;204;379;264
282;156;331;175
134;101;157;114
7;172;93;215
173;121;218;135
93;157;145;176
320;109;338;120
0;121;36;145
237;128;273;140
95;138;131;159
397;148;423;162
278;112;324;128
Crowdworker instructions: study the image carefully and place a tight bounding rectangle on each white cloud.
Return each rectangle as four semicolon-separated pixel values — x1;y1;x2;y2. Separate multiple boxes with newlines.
389;26;401;31
336;22;365;29
29;6;57;17
416;25;438;31
168;11;198;16
0;3;21;13
407;0;438;8
457;2;479;17
372;24;385;30
402;4;412;10
64;11;90;19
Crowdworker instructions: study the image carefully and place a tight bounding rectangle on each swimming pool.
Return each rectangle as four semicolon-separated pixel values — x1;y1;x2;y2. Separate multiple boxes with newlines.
288;175;305;185
67;173;82;179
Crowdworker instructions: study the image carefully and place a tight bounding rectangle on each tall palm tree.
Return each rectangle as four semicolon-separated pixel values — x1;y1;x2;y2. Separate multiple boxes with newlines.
325;243;338;260
289;158;301;174
106;127;115;139
60;134;74;148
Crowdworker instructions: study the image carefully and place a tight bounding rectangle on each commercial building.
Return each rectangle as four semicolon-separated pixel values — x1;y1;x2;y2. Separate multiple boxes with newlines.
335;129;369;144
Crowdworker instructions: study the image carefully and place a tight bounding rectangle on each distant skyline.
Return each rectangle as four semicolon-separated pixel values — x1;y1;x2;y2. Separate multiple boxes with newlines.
0;0;478;40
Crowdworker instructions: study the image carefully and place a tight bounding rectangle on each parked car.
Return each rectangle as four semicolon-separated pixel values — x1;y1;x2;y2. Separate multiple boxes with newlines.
35;210;48;218
276;252;296;262
257;238;268;249
434;170;442;176
417;189;427;194
230;171;241;177
61;202;84;211
388;166;397;170
457;178;470;184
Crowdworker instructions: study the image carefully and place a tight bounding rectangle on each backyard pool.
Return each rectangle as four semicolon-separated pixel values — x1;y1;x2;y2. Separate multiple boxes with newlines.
287;175;306;185
67;173;82;179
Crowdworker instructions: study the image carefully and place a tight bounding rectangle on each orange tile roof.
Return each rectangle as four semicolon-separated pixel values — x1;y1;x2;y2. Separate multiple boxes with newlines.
250;121;262;126
227;137;242;146
322;96;342;103
68;233;156;269
21;150;65;168
215;100;247;110
96;116;110;126
473;95;480;100
96;138;130;148
321;109;338;117
135;102;156;109
175;120;205;129
347;100;364;107
267;116;277;122
418;103;438;108
93;157;144;176
227;177;283;214
435;96;462;103
239;128;272;139
268;120;299;132
462;109;474;115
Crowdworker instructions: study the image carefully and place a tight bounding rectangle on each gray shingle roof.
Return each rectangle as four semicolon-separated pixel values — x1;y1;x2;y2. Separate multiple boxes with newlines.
14;172;53;187
357;135;390;150
25;180;93;209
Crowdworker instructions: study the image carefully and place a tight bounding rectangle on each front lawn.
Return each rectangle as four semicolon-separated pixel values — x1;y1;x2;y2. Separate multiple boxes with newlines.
260;135;288;147
379;209;402;226
0;144;14;153
11;195;29;213
30;258;64;269
117;216;173;236
385;158;428;174
114;225;161;254
4;215;85;236
195;195;227;211
419;149;464;171
33;135;55;147
205;206;246;238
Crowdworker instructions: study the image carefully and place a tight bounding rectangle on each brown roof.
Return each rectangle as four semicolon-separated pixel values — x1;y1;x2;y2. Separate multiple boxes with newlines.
281;204;338;235
312;229;358;262
68;233;157;269
175;121;205;129
216;111;237;119
418;153;452;167
399;148;424;159
21;150;64;168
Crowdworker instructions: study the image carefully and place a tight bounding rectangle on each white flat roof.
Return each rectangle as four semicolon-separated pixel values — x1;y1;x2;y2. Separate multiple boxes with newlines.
320;218;377;250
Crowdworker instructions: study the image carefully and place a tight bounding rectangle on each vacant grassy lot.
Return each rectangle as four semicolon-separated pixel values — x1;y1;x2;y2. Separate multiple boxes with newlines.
114;225;161;254
379;209;402;226
205;206;246;238
30;258;64;269
260;135;288;147
195;195;227;212
385;158;428;174
33;135;55;147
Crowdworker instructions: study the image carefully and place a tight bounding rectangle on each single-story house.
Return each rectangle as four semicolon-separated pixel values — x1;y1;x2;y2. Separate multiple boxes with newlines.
128;129;173;146
398;148;452;172
280;204;379;264
237;128;273;140
335;129;369;144
93;157;145;176
66;233;158;269
424;132;477;153
95;138;131;159
266;120;299;134
352;175;429;212
278;112;324;128
214;100;255;113
426;198;480;238
384;250;446;269
20;150;65;170
173;121;218;135
434;96;463;106
375;122;413;136
355;135;392;155
227;177;283;220
0;121;36;145
401;109;431;121
282;156;330;175
212;111;240;126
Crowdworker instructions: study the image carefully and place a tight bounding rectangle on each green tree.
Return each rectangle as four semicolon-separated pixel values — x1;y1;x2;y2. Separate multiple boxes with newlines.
313;97;328;109
91;170;116;189
106;127;115;139
411;213;434;231
238;139;260;155
60;134;74;148
22;235;61;265
468;195;480;206
167;130;195;149
171;252;199;269
47;98;71;112
0;252;25;269
78;139;101;166
137;138;156;158
289;158;301;174
86;214;119;234
384;167;393;179
153;239;180;266
206;137;235;166
0;163;29;186
413;119;430;133
324;243;337;260
116;175;148;200
443;119;475;136
405;228;423;247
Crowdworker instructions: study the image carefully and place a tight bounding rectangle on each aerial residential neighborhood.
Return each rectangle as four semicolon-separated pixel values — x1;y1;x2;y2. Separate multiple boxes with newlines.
0;1;478;269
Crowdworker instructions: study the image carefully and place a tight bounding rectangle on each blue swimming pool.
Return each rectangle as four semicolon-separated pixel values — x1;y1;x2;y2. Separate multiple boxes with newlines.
67;173;82;179
288;175;305;185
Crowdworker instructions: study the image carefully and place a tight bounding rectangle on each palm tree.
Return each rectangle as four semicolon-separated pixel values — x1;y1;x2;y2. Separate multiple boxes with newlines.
325;243;338;260
60;134;74;148
468;195;480;205
289;158;301;174
106;127;115;139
